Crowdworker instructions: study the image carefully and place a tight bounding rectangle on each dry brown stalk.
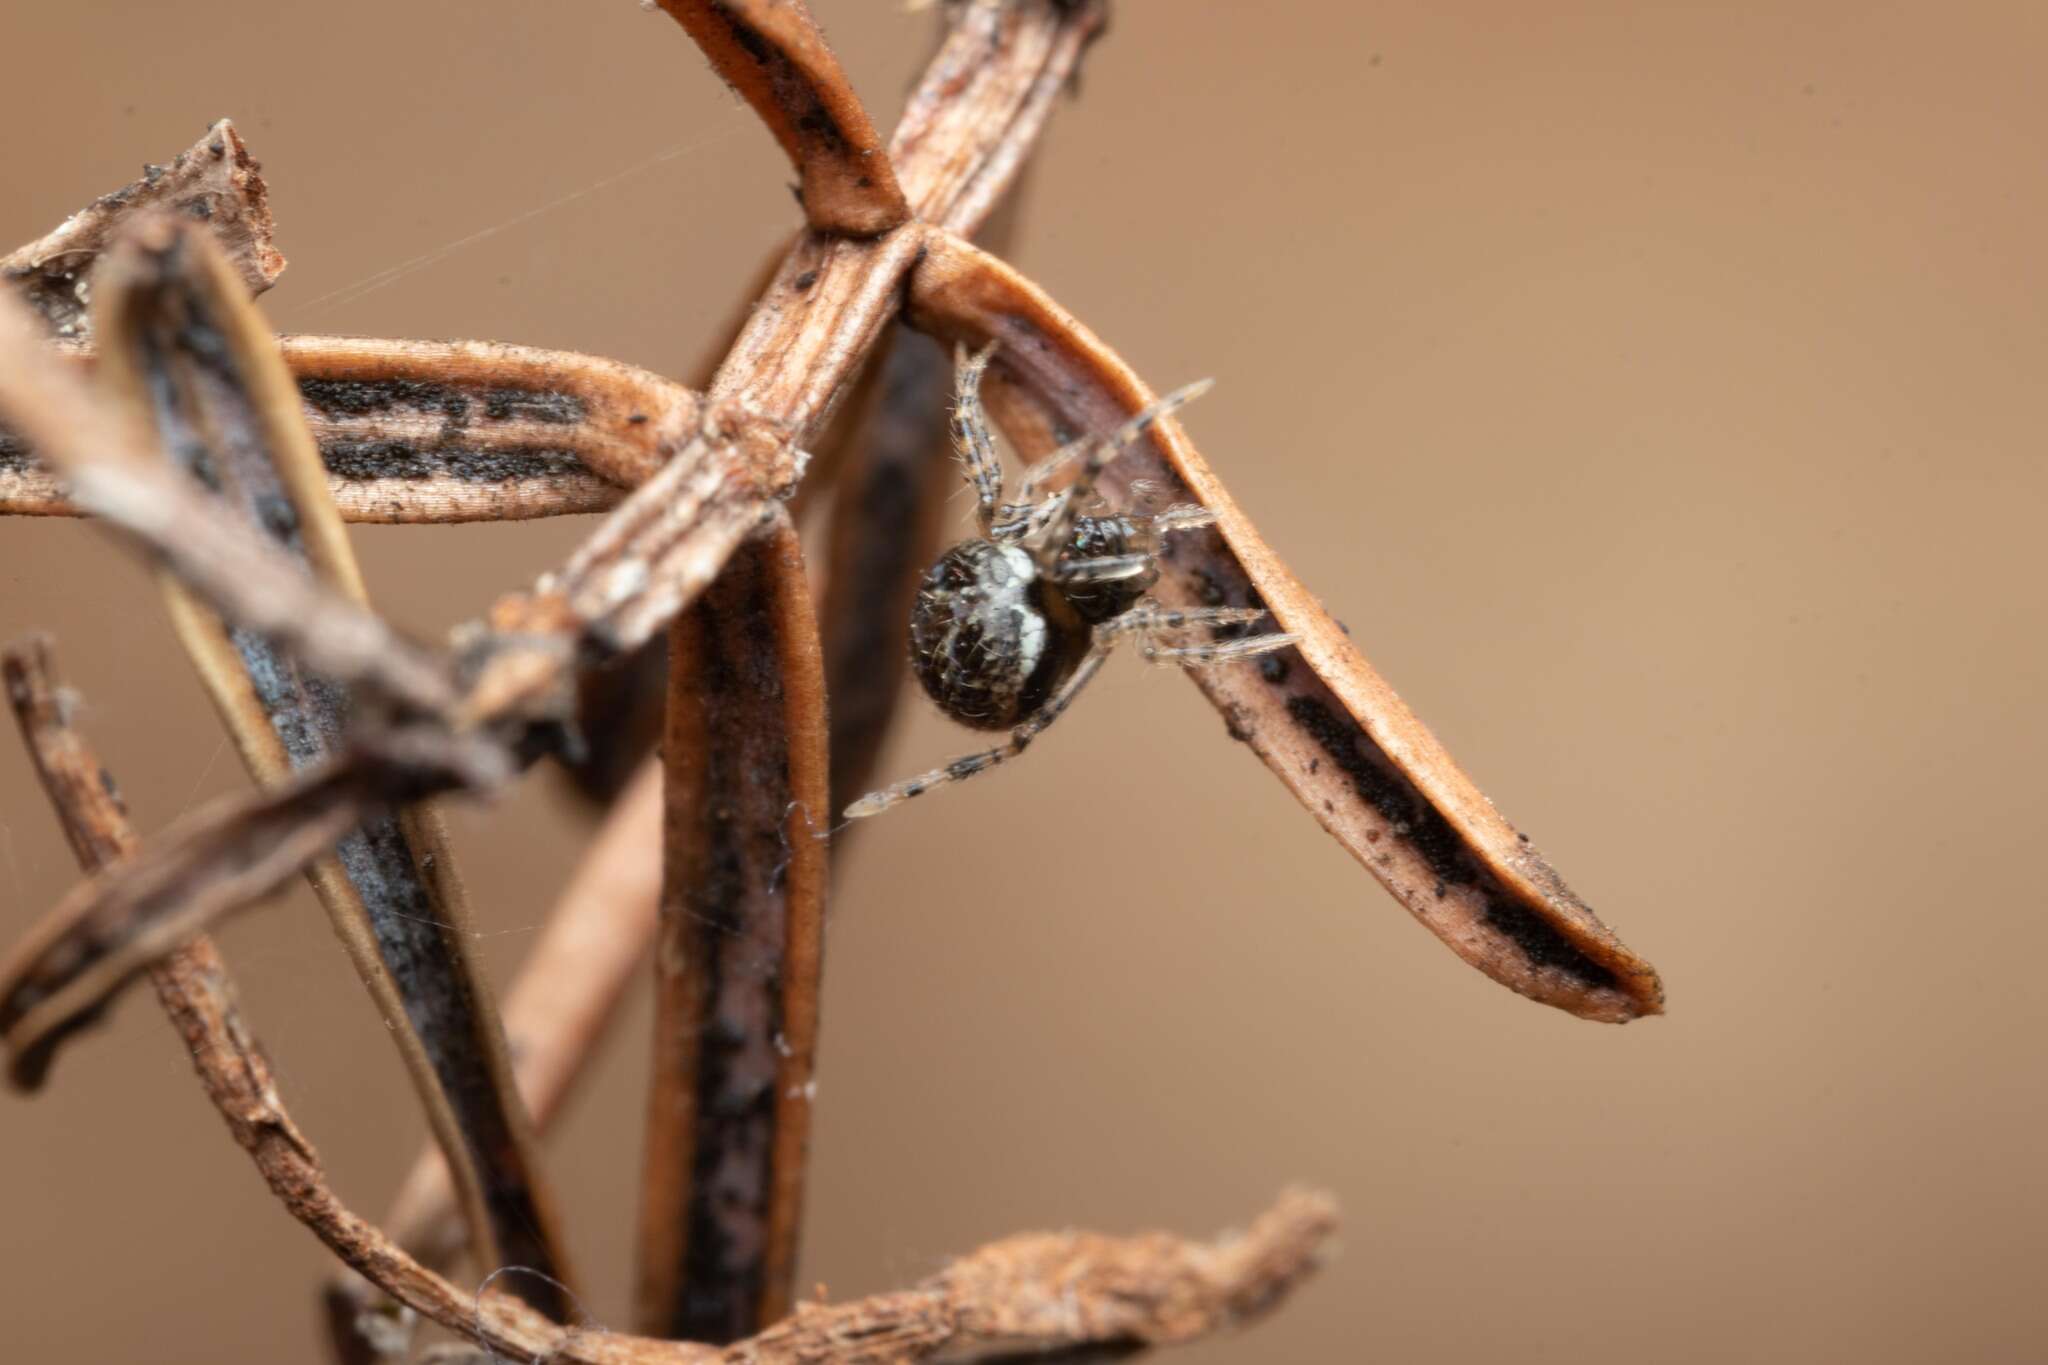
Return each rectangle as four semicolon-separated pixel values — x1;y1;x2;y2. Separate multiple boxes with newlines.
0;290;465;723
95;216;576;1312
0;281;785;1080
381;758;665;1272
1;119;282;339
0;722;474;1087
6;636;1329;1365
1;0;1103;876
905;230;1665;1021
638;516;831;1341
630;0;1105;1334
700;0;1103;433
654;0;909;237
564;238;797;808
0;335;697;523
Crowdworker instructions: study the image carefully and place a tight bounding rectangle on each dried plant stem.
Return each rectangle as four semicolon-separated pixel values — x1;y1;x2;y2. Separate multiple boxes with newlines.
618;0;1104;1337
905;230;1665;1022
564;239;795;807
0;3;1108;1038
0;335;700;523
0;290;462;722
5;639;1333;1363
90;217;575;1313
654;0;908;237
638;517;830;1341
383;757;663;1265
704;0;1104;430
0;743;396;1087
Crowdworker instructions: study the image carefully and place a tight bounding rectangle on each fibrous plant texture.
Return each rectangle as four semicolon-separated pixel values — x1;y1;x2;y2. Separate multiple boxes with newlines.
0;3;1662;1361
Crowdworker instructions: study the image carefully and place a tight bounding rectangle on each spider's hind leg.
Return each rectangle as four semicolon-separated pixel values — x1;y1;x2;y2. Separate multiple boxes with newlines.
1101;604;1297;668
843;639;1116;819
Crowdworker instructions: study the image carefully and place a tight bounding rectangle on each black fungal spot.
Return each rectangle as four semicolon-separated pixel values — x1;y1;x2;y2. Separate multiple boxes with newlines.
481;387;583;425
302;376;581;428
721;11;774;65
299;376;471;424
792;269;819;291
793;104;849;156
252;492;300;541
1283;693;1618;991
319;440;434;481
1258;651;1290;683
319;439;590;485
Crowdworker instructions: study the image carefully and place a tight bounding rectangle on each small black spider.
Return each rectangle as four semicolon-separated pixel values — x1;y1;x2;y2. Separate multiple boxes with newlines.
845;345;1293;818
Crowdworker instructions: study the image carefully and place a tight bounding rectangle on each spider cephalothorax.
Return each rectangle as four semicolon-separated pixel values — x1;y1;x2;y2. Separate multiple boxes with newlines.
846;346;1294;817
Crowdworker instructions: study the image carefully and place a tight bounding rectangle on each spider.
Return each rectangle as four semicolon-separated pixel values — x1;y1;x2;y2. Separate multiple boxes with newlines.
844;345;1295;818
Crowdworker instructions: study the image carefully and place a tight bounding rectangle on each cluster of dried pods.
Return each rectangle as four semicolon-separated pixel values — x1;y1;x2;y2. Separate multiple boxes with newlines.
0;2;1662;1361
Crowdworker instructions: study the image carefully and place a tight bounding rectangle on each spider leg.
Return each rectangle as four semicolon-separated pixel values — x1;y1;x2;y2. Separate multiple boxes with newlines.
1012;444;1085;507
988;490;1067;542
1027;379;1213;554
950;343;1006;534
1136;630;1297;667
1098;604;1295;667
1048;552;1155;585
843;639;1116;819
1096;605;1271;635
1148;502;1218;535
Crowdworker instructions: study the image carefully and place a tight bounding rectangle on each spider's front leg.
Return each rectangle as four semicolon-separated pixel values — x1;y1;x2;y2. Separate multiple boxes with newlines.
950;343;1007;534
1022;379;1213;550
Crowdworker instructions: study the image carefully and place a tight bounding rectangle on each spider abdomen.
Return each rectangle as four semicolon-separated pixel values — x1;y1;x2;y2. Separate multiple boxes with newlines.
910;539;1089;730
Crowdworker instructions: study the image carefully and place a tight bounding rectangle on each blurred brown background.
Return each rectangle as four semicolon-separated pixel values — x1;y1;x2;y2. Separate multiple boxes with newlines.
4;2;2044;1360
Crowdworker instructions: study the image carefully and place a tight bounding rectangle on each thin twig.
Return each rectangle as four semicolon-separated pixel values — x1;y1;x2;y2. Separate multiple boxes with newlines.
905;230;1665;1022
705;0;1105;430
0;726;474;1088
654;0;909;237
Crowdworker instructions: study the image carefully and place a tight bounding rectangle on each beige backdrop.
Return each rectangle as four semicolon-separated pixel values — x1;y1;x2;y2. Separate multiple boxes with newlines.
3;2;2044;1361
